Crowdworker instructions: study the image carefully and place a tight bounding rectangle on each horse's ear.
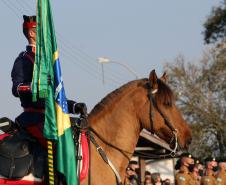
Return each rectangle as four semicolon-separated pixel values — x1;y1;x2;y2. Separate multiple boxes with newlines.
160;72;168;83
149;70;158;90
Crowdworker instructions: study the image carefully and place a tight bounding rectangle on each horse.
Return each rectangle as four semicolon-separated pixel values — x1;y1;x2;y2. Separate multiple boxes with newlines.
0;70;191;185
81;70;192;185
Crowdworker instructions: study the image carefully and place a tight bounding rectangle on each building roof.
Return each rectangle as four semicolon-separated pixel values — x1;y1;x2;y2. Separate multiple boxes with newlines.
134;129;179;159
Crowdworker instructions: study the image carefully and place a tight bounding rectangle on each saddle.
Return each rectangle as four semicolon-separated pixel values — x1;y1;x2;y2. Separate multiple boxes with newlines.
0;116;89;184
0;118;46;180
0;133;32;179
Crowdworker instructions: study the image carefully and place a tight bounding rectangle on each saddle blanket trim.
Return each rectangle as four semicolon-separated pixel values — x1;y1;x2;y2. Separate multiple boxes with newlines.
0;174;43;185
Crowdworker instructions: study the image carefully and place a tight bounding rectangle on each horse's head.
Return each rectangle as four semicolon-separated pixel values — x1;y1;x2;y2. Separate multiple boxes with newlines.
137;70;192;150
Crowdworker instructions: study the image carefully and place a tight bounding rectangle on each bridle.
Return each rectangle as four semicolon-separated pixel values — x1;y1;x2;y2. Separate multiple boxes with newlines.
147;86;179;156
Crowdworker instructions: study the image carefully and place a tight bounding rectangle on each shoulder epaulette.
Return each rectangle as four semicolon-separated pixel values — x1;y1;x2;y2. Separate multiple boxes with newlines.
178;175;186;181
17;51;34;64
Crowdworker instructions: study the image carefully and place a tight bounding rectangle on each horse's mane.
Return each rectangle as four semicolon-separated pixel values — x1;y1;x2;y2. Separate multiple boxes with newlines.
90;78;174;115
90;79;146;115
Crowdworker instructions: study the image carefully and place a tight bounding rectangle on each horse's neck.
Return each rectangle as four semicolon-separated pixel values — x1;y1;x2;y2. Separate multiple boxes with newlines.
88;96;141;172
90;109;140;152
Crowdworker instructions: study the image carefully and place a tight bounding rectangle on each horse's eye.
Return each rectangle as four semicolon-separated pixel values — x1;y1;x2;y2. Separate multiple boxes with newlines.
164;101;172;107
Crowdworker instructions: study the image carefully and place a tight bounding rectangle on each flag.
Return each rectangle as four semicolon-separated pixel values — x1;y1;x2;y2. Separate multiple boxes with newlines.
32;0;77;185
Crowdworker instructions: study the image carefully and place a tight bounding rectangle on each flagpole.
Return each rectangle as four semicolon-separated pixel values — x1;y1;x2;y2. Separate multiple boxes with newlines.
47;140;55;185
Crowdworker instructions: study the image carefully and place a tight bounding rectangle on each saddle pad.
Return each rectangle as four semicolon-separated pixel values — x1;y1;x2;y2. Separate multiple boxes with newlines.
0;133;10;140
0;174;43;185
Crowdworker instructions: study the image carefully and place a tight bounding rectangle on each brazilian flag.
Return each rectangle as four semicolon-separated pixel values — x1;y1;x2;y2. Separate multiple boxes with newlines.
32;0;77;185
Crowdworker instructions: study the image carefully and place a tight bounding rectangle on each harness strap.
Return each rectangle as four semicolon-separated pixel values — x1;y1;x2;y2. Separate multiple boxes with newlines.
88;132;122;185
147;89;179;155
88;134;91;185
148;92;176;132
9;156;15;178
148;93;155;134
169;131;178;157
24;108;45;113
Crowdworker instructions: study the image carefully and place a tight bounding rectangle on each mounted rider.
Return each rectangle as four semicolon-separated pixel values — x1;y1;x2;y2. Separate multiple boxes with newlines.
10;15;86;178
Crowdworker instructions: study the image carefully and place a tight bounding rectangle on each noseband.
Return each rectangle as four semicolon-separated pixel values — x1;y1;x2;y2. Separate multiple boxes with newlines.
147;88;178;156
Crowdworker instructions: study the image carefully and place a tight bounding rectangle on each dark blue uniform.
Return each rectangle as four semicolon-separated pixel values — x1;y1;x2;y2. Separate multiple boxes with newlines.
11;45;46;147
11;45;47;178
11;45;84;147
11;45;45;109
11;44;86;178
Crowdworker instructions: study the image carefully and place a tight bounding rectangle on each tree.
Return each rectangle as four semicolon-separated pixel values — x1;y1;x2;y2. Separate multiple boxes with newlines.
204;0;226;44
164;48;226;158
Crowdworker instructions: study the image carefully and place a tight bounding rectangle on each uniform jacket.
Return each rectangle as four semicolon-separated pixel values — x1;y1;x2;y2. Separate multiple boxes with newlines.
190;173;201;185
201;170;217;185
216;170;226;185
175;166;193;185
11;45;45;109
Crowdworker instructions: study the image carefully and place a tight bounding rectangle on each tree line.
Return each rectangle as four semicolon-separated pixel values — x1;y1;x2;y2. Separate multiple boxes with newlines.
164;0;226;158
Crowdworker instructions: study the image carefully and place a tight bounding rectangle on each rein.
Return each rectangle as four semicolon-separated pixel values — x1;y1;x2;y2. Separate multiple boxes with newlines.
89;127;133;160
86;130;123;185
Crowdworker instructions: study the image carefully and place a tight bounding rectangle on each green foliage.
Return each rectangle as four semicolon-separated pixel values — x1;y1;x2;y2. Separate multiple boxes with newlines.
204;0;226;44
164;48;226;158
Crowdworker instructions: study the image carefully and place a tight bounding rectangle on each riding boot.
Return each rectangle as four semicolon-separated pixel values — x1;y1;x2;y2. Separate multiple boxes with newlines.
32;143;47;178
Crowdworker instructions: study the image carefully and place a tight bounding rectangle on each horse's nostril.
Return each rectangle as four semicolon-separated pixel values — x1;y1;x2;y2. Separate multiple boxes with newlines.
186;137;192;146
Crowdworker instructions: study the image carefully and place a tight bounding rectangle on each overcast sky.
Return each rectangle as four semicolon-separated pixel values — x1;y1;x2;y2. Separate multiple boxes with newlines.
0;0;221;119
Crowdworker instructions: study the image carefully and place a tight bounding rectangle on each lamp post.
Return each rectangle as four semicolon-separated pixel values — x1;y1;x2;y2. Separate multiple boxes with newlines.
97;57;139;85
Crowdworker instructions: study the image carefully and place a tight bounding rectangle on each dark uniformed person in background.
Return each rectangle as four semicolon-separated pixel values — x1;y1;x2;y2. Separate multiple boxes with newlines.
124;161;139;185
175;152;194;185
216;158;226;185
151;172;162;185
11;15;86;178
201;157;218;185
191;159;204;185
145;170;152;180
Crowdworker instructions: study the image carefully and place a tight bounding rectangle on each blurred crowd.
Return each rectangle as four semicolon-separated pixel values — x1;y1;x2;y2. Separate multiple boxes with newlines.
124;153;226;185
124;160;171;185
175;153;226;185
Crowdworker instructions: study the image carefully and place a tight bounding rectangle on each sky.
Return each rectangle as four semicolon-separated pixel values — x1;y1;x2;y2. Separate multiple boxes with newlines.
0;0;221;119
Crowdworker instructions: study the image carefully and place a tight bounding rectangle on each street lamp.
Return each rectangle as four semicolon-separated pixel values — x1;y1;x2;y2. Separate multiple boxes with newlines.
97;57;139;83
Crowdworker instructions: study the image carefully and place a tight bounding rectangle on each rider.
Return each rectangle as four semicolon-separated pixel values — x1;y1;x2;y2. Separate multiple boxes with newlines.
11;15;86;177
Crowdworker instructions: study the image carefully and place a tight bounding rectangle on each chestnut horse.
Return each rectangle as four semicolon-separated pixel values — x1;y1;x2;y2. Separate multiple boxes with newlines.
81;70;192;185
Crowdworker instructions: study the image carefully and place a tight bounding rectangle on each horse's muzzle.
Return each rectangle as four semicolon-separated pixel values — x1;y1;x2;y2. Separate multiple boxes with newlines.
185;137;192;149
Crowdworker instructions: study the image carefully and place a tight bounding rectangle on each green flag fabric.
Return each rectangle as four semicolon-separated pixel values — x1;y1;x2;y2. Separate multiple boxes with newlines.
32;0;77;184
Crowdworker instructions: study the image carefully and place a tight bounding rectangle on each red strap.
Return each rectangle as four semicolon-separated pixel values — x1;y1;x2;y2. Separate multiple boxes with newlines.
0;178;44;185
0;133;10;140
24;108;45;113
18;85;31;92
26;124;47;149
23;22;36;29
80;131;89;182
